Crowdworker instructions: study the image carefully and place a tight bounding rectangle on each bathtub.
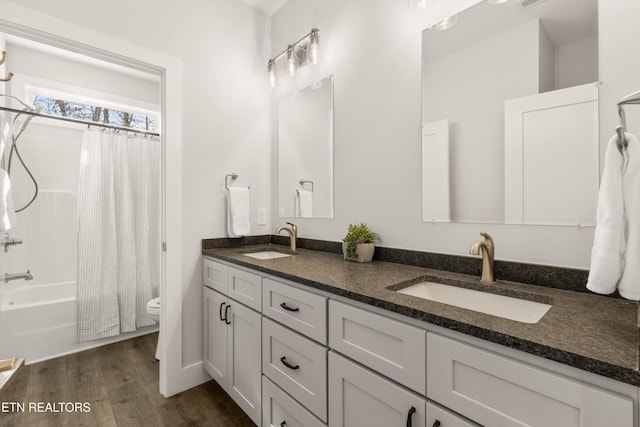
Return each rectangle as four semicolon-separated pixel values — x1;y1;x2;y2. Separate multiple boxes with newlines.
0;281;157;364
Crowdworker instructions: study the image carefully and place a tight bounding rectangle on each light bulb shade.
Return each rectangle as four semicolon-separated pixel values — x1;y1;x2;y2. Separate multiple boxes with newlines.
309;29;320;65
408;0;436;11
267;59;276;88
286;45;298;77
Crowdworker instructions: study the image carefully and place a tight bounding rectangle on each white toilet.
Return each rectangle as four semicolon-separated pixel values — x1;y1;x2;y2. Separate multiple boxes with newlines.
146;297;161;360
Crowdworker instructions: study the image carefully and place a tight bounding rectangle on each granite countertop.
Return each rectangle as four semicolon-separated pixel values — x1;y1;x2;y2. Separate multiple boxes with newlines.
203;244;640;387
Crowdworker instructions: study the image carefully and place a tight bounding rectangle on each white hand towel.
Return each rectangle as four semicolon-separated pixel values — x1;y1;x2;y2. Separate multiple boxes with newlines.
586;134;625;295
297;189;313;218
0;168;17;232
227;187;250;237
618;133;640;299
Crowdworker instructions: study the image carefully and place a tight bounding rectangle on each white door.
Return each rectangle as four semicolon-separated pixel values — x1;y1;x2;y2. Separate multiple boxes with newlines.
203;287;228;388
504;82;599;226
329;352;426;427
227;299;262;426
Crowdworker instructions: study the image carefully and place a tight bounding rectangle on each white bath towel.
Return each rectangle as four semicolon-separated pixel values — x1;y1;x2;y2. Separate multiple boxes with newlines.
227;187;250;237
586;134;626;295
0;168;17;232
297;189;313;218
618;133;640;299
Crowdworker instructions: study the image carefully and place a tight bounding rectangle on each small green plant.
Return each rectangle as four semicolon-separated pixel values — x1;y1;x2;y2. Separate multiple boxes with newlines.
343;223;380;258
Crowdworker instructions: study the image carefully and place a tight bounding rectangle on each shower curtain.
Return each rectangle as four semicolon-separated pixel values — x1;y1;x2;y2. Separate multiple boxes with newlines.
77;128;160;343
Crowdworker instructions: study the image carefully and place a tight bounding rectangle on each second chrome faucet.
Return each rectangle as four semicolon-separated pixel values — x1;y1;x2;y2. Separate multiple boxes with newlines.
276;222;297;252
470;232;495;283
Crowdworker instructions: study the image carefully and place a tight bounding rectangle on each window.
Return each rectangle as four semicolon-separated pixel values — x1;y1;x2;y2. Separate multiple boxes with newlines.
33;95;157;132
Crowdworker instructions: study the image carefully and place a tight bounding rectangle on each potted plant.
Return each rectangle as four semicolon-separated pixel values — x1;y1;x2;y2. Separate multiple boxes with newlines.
342;223;380;263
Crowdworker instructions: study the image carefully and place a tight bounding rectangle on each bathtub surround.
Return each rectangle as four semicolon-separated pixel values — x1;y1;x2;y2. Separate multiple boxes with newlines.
77;129;160;342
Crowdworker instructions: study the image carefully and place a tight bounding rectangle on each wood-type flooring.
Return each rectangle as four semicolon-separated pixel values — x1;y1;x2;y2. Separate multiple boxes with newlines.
0;333;253;426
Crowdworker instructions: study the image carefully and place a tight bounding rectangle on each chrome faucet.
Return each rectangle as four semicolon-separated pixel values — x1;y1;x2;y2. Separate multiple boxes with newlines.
275;222;297;252
4;270;33;283
469;232;495;283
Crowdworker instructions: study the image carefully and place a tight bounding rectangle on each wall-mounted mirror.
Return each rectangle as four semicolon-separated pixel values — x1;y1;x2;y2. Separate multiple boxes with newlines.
278;75;334;218
421;0;599;225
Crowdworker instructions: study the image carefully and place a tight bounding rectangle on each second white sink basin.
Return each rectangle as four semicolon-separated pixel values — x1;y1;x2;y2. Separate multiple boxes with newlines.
397;281;551;324
242;251;292;260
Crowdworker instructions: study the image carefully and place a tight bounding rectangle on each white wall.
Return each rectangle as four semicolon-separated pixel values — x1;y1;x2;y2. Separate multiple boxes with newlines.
599;0;640;164
1;0;271;395
271;0;597;268
555;37;598;90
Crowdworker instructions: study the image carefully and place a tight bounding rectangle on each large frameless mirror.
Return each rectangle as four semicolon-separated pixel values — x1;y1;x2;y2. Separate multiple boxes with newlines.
278;75;334;219
421;0;599;226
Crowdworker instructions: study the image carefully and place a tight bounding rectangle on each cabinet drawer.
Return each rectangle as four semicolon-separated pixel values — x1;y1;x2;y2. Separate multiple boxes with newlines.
427;333;634;427
329;299;426;394
203;258;227;294
426;402;479;427
263;278;327;344
263;318;328;422
263;376;326;427
227;266;262;311
328;351;426;427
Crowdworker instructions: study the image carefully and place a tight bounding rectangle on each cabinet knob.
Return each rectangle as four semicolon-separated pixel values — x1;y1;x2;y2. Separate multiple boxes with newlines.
406;406;416;427
432;420;441;427
280;302;300;312
280;422;287;427
280;356;300;370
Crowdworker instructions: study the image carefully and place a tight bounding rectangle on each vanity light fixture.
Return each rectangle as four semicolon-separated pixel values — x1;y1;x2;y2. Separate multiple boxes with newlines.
267;28;321;88
488;0;510;4
286;45;298;77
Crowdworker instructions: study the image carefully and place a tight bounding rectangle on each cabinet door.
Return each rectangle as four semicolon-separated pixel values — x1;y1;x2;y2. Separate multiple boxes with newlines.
203;258;228;294
227;299;262;426
329;352;426;427
203;286;228;388
263;278;327;344
427;333;634;427
263;318;328;421
228;266;262;311
263;376;326;427
329;299;426;394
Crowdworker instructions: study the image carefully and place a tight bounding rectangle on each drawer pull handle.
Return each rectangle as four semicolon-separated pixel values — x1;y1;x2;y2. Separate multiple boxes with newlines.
280;422;287;427
406;406;416;427
432;421;441;427
224;304;231;325
280;356;300;370
219;302;226;322
280;302;300;312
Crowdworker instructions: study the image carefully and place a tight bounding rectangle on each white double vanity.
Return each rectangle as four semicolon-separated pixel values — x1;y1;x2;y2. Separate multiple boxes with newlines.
202;253;638;427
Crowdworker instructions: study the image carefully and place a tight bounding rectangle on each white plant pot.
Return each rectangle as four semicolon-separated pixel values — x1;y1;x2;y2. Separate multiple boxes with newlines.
342;242;375;263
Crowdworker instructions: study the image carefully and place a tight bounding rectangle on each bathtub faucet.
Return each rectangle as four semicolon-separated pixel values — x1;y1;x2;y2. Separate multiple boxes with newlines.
4;270;33;283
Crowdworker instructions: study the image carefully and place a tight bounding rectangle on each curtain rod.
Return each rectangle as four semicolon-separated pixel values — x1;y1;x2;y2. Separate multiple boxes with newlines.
0;105;160;137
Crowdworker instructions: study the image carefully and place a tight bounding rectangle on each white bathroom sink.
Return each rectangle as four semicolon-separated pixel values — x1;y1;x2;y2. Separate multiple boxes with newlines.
242;251;293;260
397;281;551;324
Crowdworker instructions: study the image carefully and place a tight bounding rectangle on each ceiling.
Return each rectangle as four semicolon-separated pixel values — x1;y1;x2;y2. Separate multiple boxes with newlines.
239;0;289;16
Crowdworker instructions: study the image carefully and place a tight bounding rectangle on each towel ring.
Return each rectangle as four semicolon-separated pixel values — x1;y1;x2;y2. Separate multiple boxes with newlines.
225;173;238;190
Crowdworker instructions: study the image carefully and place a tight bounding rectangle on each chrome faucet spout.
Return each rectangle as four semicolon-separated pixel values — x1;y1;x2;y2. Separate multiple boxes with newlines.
275;222;297;252
469;232;495;283
4;270;33;283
